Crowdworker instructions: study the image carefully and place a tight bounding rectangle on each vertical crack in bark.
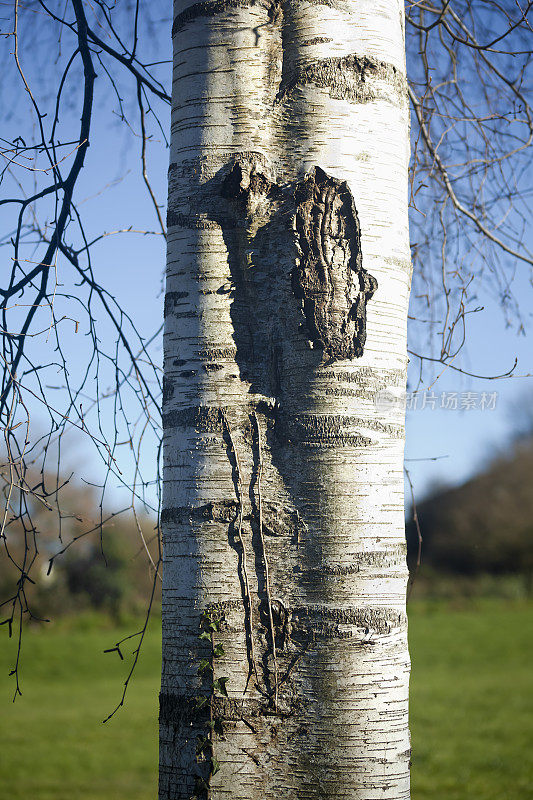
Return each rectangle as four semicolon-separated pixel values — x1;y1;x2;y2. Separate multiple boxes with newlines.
251;412;278;710
221;410;259;694
292;166;377;361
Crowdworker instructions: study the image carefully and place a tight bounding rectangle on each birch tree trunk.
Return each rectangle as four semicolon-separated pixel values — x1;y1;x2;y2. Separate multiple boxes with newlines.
161;1;411;797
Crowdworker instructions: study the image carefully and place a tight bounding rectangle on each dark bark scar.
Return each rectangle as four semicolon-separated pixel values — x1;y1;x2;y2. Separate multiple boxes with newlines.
292;166;377;361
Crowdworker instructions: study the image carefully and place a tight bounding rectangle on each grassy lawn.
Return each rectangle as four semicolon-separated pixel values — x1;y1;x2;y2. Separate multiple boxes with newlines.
410;599;533;799
0;601;532;799
0;614;160;800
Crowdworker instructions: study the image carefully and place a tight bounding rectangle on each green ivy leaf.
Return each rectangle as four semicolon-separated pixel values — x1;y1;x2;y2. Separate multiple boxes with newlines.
214;676;229;697
197;659;213;675
213;643;225;658
196;735;212;755
211;756;220;776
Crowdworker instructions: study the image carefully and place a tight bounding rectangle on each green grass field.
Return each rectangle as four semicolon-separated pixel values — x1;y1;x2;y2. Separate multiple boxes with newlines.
409;599;533;799
0;601;531;799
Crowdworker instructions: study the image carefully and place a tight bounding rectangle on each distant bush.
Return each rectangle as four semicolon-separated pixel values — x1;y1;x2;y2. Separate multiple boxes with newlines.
406;439;533;592
0;468;160;622
63;534;129;617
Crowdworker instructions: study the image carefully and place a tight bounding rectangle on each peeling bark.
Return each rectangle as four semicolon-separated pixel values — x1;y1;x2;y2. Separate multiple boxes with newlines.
292;166;377;361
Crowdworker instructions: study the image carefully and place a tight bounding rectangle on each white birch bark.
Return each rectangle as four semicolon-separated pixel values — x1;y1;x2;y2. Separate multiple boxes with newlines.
161;1;411;797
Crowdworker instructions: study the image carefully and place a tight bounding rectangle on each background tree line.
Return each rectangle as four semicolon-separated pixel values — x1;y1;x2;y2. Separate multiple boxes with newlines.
3;427;532;623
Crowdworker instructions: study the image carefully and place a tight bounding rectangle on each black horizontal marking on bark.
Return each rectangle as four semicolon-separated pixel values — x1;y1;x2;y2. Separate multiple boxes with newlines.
297;0;351;8
277;54;407;105
205;598;243;612
279;428;373;448
292;606;405;634
321;366;406;386
278;413;376;446
323;386;373;399
163;405;224;431
166;210;222;230
302;36;333;47
202;362;224;371
164;291;189;317
291;620;362;642
292;413;402;435
197;346;237;360
160;691;290;726
162;376;175;406
302;547;407;577
298;435;373;448
172;0;270;36
161;500;238;525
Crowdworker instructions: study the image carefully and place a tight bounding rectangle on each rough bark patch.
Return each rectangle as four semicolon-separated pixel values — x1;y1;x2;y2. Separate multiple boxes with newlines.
292;605;405;634
163;405;224;431
322;366;407;386
297;0;352;8
197;346;237;360
161;500;239;525
220;160;282;222
292;166;377;361
172;0;271;36
262;501;301;538
302;545;407;577
302;36;333;46
277;53;407;105
277;412;374;447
